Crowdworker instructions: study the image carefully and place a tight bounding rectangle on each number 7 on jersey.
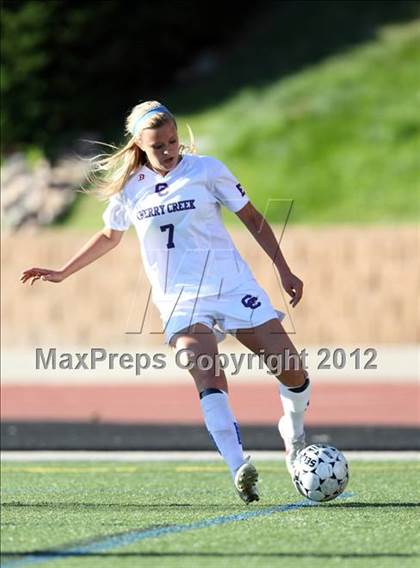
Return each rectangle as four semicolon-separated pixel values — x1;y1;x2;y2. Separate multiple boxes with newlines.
160;224;175;249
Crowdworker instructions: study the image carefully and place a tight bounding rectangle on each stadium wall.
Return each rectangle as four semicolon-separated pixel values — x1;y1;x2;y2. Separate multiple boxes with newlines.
2;226;419;347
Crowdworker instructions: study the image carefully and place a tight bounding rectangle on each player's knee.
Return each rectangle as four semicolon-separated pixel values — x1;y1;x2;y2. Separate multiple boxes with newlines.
176;348;218;375
175;347;197;369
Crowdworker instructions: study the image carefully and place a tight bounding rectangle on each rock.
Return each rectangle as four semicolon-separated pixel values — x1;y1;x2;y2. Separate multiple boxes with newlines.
1;152;90;230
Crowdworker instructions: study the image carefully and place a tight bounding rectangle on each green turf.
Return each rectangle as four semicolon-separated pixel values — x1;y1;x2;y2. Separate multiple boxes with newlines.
55;20;420;231
1;459;420;567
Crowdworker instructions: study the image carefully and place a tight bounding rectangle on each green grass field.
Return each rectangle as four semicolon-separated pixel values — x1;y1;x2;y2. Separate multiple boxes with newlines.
57;20;420;230
1;459;419;568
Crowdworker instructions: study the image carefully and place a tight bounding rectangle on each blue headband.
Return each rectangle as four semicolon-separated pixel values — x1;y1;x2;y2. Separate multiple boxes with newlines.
131;105;172;136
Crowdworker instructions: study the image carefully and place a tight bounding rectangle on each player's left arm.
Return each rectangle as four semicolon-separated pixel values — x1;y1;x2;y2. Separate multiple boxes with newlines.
236;202;303;307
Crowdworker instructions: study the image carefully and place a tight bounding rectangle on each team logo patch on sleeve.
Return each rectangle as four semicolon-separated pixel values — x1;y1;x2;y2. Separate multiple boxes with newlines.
241;295;262;309
236;183;246;196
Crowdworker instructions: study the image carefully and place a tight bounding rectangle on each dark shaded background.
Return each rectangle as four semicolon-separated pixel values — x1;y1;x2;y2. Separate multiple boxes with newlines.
2;0;419;156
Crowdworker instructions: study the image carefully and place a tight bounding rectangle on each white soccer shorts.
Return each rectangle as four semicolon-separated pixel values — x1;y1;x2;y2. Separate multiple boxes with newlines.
159;280;285;345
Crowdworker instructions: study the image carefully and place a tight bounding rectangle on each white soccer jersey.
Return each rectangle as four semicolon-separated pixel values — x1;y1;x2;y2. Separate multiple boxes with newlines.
103;154;256;305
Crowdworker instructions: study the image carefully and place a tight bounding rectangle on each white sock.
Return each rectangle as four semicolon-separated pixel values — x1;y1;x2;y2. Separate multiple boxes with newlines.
200;389;244;477
279;377;311;440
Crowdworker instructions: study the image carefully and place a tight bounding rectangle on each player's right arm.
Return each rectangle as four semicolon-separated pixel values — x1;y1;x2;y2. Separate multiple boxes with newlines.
20;227;124;286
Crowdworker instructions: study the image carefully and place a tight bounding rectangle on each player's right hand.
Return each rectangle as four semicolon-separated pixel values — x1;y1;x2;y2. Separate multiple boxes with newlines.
20;268;65;286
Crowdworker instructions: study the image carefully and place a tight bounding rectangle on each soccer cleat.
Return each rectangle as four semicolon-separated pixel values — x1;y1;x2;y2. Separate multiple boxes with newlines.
278;416;306;476
234;456;260;504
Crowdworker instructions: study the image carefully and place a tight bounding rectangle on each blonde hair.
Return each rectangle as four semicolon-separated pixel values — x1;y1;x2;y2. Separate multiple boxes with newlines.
88;100;196;199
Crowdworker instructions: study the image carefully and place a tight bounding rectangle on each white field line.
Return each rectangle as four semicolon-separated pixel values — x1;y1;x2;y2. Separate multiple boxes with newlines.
1;450;419;462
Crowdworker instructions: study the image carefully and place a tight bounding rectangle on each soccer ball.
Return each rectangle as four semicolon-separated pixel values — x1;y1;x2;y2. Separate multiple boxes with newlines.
293;444;349;502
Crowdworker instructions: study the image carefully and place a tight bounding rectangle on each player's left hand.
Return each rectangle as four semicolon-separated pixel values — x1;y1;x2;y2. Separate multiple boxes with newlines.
280;270;303;307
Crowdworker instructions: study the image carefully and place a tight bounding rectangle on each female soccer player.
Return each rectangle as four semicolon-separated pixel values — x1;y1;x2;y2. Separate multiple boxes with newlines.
21;101;311;504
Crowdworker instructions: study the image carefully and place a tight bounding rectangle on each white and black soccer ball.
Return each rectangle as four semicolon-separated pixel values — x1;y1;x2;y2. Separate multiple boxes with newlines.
293;444;349;502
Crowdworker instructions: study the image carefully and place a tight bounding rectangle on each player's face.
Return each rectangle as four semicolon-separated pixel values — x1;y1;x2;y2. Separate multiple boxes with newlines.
139;121;180;176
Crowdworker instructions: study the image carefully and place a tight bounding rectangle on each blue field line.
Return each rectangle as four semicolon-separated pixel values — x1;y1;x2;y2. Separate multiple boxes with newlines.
1;493;353;567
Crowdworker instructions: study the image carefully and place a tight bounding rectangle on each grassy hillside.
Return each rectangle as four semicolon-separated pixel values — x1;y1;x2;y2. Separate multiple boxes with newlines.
59;19;420;230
